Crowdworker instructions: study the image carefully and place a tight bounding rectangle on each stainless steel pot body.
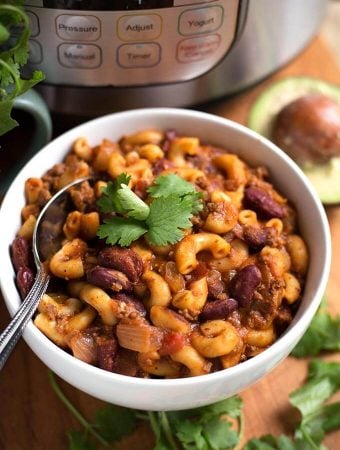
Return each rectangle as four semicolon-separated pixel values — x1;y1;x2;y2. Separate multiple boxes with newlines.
26;0;327;116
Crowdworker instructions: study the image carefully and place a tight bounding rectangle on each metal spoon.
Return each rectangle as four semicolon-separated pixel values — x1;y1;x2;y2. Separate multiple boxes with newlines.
0;177;90;370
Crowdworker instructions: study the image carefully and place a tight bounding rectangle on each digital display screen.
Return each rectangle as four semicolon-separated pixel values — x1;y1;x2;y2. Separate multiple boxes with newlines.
42;0;174;9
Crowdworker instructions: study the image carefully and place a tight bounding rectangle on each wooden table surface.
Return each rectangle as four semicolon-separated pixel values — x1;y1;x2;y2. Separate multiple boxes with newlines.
1;36;340;450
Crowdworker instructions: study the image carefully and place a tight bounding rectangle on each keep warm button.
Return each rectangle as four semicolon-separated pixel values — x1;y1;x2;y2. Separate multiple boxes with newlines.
58;44;102;69
177;35;221;63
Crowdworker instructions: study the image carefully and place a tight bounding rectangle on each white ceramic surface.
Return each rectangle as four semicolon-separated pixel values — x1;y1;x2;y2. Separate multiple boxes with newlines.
0;108;331;411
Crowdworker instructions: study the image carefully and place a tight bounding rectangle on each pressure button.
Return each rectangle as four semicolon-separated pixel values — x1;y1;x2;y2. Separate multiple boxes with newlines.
56;15;101;41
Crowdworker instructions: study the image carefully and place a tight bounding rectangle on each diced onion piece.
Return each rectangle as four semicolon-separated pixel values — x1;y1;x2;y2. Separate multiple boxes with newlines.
116;322;163;352
69;332;96;364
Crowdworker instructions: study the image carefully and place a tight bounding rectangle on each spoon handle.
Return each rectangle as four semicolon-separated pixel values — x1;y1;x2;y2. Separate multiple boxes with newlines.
0;266;50;371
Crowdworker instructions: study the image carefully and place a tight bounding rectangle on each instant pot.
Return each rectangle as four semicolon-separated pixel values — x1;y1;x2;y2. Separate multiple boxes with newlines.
25;0;327;116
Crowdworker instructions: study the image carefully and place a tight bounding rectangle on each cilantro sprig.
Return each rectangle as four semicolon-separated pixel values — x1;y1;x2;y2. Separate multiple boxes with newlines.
0;1;44;136
245;359;340;450
291;299;340;358
49;369;243;450
97;173;203;247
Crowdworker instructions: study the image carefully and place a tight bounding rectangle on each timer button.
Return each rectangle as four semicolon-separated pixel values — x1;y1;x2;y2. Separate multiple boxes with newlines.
56;15;101;41
179;6;223;36
58;44;102;69
117;43;161;68
117;14;162;41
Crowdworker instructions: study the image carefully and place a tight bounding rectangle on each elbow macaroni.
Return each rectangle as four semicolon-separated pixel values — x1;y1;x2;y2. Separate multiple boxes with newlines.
13;127;309;379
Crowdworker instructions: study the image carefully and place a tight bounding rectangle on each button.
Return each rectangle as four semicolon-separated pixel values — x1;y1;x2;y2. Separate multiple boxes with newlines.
26;11;39;37
28;40;42;64
176;34;221;62
117;14;162;41
58;44;102;69
56;15;101;41
174;0;214;4
117;43;161;68
179;6;223;36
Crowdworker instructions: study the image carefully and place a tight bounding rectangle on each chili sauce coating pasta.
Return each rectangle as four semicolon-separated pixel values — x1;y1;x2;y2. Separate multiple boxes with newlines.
11;129;309;378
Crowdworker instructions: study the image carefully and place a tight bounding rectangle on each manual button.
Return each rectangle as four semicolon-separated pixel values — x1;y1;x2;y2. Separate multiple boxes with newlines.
58;44;102;69
56;15;101;41
118;14;162;41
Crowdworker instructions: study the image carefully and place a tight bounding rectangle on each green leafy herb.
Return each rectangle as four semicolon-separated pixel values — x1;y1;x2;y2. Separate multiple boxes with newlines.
94;404;137;443
0;2;44;135
97;216;148;247
97;173;203;247
147;173;203;214
245;359;340;450
291;301;340;357
146;194;194;246
68;431;96;450
49;370;243;450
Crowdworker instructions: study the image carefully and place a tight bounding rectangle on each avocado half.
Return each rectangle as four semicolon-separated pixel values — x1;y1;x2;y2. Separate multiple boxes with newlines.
247;76;340;204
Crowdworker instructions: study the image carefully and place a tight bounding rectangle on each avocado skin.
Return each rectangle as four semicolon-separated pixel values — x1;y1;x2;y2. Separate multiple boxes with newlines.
247;76;340;205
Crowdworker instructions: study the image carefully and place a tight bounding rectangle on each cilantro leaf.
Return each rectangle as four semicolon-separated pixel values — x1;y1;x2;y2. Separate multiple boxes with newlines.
148;173;198;198
202;418;239;449
94;404;137;442
0;3;44;135
67;431;96;450
291;310;340;357
97;216;147;246
96;174;131;214
146;194;193;245
148;173;203;214
117;183;150;220
244;434;299;450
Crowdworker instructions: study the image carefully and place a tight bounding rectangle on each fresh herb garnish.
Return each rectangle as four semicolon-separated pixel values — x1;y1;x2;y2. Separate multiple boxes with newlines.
48;371;243;450
0;1;44;135
291;299;340;358
97;173;203;247
245;359;340;450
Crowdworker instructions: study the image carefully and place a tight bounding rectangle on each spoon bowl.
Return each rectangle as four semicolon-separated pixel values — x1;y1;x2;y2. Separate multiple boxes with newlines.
0;177;90;370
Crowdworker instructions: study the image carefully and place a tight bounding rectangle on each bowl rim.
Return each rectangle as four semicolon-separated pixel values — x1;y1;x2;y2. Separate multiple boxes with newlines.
0;107;332;389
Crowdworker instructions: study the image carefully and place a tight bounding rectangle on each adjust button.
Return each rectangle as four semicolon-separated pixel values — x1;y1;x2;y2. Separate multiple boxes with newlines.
117;14;162;41
58;44;102;69
117;43;161;68
179;6;223;36
56;15;101;41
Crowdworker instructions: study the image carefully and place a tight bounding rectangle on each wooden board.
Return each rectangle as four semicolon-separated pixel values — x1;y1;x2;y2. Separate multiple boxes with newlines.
1;36;340;450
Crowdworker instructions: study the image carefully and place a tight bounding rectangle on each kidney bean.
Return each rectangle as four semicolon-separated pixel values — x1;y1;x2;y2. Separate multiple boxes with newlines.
95;335;118;372
11;237;32;271
244;186;286;219
243;225;270;250
200;298;238;321
16;266;34;299
98;247;143;283
86;266;132;292
228;264;262;307
161;129;177;153
114;293;146;316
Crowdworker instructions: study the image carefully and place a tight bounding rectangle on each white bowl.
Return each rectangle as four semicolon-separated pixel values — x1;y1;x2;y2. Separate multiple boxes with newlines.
0;108;331;411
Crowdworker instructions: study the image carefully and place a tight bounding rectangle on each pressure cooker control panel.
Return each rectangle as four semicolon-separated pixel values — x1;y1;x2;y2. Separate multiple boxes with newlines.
25;0;242;87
